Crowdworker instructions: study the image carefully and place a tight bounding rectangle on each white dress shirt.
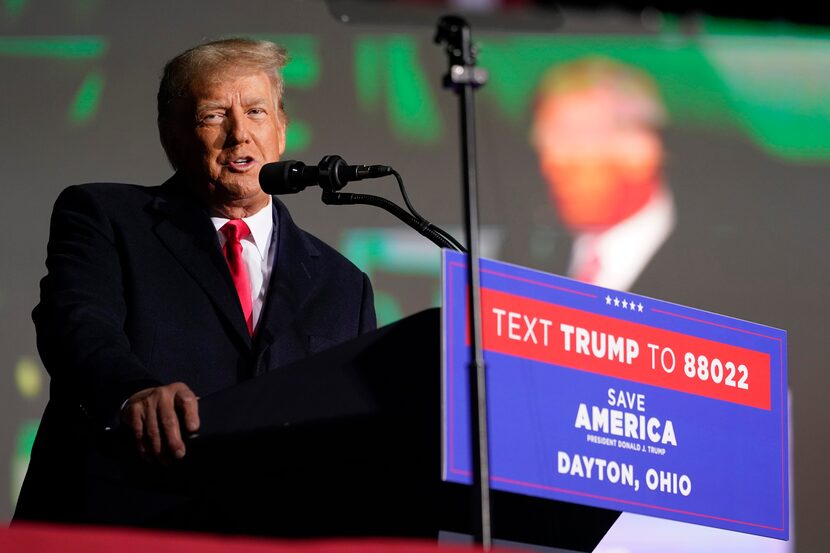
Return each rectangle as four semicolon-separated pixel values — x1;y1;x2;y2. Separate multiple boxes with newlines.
211;198;277;332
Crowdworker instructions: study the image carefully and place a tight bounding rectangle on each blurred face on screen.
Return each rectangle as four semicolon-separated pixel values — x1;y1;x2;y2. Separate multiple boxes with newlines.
533;86;662;231
172;69;286;216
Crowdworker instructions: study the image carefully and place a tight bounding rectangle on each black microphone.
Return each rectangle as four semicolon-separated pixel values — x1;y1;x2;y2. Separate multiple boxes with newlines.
259;155;393;194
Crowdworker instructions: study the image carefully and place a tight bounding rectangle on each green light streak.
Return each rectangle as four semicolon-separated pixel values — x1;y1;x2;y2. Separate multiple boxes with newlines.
14;420;38;459
355;37;382;109
341;229;442;277
0;36;107;59
477;35;736;128
285;120;311;154
341;229;386;275
238;34;320;88
478;28;830;161
11;419;40;508
354;36;443;144
68;70;104;125
703;38;830;160
386;36;442;143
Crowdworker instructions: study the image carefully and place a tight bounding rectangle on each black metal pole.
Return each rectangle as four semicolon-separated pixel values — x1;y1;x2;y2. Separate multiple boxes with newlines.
434;15;491;549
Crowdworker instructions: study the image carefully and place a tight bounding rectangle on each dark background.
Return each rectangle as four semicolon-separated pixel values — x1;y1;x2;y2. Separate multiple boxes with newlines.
1;1;827;551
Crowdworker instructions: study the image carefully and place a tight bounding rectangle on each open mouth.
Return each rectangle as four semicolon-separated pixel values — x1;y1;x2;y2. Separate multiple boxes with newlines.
226;156;256;171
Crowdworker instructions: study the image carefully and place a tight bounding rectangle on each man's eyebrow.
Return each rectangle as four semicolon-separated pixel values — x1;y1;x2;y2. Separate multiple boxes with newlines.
196;97;270;111
196;100;228;112
242;96;269;107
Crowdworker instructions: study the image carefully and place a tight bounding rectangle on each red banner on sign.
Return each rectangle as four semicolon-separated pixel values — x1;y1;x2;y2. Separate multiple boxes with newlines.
478;288;771;410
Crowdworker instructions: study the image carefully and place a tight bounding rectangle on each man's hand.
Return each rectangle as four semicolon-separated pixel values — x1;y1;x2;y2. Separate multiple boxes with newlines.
120;382;200;462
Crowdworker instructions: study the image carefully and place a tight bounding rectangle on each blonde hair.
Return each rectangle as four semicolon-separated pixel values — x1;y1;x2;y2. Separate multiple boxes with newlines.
534;57;666;129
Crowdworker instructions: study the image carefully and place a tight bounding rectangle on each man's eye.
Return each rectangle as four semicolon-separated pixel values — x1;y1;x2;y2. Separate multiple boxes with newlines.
248;108;266;117
201;114;224;124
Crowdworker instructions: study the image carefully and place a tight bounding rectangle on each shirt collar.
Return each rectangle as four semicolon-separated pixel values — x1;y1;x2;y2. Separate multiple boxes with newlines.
210;197;274;260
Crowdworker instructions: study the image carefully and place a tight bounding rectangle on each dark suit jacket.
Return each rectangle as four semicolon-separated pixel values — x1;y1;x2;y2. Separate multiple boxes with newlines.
14;174;376;526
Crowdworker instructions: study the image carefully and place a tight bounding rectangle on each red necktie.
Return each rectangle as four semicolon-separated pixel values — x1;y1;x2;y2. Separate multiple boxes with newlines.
221;220;253;334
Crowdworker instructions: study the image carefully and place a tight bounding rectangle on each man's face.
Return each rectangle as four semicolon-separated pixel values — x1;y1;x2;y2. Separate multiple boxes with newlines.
533;88;662;231
174;70;285;213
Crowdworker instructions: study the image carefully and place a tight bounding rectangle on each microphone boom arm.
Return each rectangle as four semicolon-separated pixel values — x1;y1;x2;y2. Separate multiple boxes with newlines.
321;190;466;252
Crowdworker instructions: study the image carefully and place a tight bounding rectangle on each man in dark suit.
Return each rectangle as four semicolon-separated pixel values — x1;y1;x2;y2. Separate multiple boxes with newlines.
14;38;375;525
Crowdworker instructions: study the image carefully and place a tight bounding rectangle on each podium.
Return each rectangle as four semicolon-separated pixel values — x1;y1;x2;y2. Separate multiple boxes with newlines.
167;308;618;550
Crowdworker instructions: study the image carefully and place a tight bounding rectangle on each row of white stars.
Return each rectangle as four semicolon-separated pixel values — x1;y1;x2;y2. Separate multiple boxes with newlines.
605;294;644;313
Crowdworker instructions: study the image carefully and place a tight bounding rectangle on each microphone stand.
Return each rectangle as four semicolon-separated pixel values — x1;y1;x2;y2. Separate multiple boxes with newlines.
434;15;492;549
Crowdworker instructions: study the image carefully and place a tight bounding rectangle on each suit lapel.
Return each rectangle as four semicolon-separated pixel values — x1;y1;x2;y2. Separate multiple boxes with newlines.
150;175;253;350
253;197;320;374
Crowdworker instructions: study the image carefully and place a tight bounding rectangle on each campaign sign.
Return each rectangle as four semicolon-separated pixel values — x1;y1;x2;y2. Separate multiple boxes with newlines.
442;250;788;540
